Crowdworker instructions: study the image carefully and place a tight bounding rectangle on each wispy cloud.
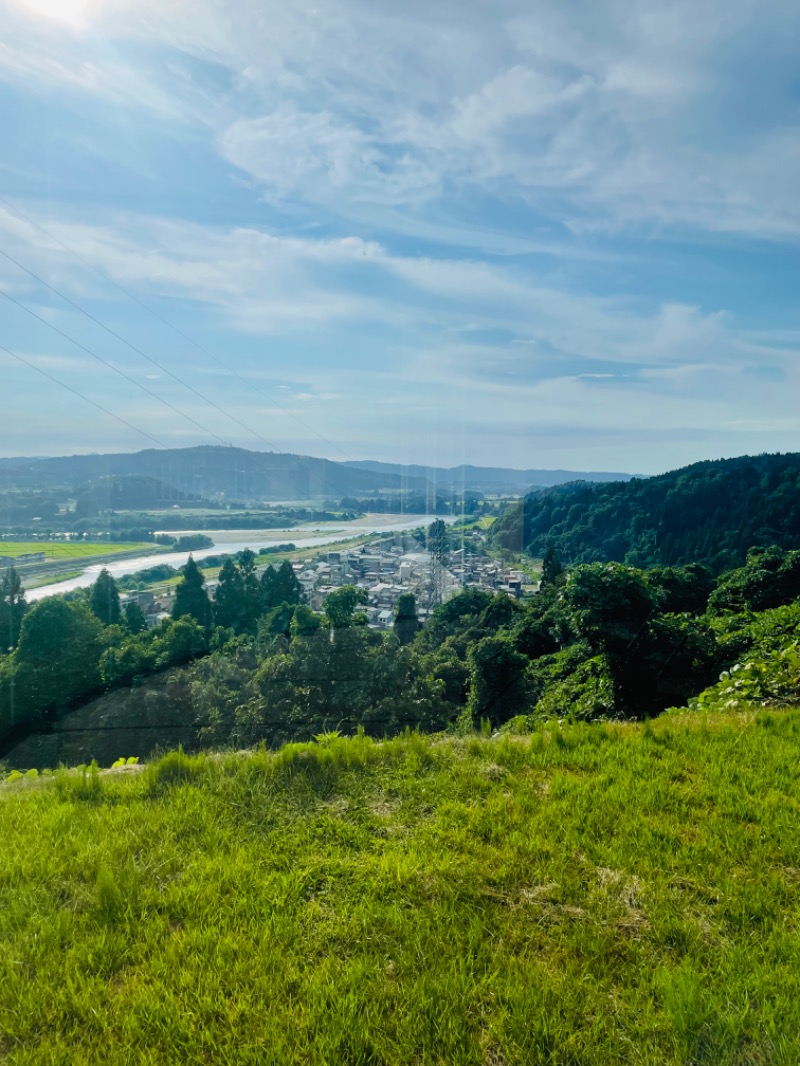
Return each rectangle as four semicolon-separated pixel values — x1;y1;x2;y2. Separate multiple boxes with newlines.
0;0;798;469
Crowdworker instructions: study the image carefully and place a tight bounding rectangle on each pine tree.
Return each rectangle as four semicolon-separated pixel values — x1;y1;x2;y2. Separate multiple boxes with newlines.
275;560;303;606
260;565;281;613
0;565;27;651
237;549;263;632
172;556;213;631
214;558;244;631
123;600;147;635
540;549;564;589
394;592;419;645
89;568;121;626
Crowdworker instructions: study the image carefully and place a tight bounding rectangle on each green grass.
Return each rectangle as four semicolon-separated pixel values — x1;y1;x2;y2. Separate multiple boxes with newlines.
0;541;159;562
26;568;84;588
3;711;800;1064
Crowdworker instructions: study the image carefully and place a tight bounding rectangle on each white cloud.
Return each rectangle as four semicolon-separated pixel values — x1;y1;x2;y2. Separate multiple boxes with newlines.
3;0;799;241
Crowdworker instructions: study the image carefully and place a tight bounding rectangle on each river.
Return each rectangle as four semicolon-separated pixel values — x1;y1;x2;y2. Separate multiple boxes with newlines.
26;514;454;601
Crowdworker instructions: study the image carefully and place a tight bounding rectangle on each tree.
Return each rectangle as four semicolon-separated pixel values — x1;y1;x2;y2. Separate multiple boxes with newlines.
14;598;103;719
393;592;419;646
124;600;147;635
290;604;323;639
540;548;563;589
213;559;244;631
89;568;121;626
261;562;303;613
645;563;715;615
275;560;304;607
237;549;264;632
324;585;368;629
708;547;800;615
260;565;281;613
563;563;656;657
153;616;207;669
172;556;213;631
417;586;494;652
467;634;531;728
0;565;26;651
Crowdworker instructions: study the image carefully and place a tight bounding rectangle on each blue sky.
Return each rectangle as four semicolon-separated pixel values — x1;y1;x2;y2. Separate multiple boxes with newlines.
0;0;798;473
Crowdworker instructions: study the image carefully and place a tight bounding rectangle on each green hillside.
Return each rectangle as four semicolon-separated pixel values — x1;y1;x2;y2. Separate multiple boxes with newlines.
491;452;800;571
3;710;800;1064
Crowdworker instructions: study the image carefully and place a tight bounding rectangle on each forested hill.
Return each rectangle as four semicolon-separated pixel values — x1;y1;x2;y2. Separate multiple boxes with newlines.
491;452;800;571
0;447;429;501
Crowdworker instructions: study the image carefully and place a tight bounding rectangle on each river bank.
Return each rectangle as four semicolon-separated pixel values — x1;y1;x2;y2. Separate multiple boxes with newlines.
25;514;450;601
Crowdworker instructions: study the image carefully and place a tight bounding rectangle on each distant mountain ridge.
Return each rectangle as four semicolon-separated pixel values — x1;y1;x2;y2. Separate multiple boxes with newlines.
0;447;428;501
344;460;634;494
0;446;635;501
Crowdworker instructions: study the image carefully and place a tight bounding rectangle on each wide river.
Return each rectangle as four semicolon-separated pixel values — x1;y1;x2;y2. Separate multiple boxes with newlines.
26;514;454;602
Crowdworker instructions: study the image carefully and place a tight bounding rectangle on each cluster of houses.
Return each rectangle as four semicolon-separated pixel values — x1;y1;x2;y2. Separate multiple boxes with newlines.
121;532;533;631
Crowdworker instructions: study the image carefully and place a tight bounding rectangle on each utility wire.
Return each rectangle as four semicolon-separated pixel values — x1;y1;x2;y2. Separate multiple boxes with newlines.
0;288;233;447
0;340;168;450
0;198;352;461
0;245;282;453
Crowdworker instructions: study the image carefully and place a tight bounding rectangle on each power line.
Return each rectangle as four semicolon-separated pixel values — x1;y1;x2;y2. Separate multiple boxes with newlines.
0;340;168;449
0;244;282;453
0;197;352;461
0;288;233;447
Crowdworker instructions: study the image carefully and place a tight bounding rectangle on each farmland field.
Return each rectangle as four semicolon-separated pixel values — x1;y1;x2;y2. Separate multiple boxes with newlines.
0;541;160;562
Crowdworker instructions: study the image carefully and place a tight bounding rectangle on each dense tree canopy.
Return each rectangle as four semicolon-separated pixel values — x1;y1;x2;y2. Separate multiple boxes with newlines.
491;452;800;572
3;527;800;753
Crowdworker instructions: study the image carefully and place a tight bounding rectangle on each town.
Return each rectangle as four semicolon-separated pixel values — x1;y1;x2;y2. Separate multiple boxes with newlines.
121;527;534;630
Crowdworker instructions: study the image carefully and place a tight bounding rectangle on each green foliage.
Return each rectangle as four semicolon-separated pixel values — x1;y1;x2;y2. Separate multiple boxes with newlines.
193;624;449;749
213;557;244;631
122;600;147;635
708;546;800;614
540;547;563;588
690;602;800;713
88;568;121;626
534;652;619;721
13;598;103;723
416;586;495;652
0;565;27;651
290;604;322;640
171;556;213;631
323;584;368;629
212;549;259;636
645;563;715;614
492;451;800;571
261;561;304;613
467;634;531;728
5;717;800;1062
393;592;419;646
563;562;656;656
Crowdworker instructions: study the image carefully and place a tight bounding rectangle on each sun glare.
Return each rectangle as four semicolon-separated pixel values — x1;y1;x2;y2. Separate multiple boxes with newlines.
18;0;88;25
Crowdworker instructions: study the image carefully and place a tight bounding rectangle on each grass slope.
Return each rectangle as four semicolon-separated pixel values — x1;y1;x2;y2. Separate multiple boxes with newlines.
2;712;800;1064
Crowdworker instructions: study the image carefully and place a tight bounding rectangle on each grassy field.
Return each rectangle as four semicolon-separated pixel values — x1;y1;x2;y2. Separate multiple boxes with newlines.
2;710;800;1064
0;541;158;562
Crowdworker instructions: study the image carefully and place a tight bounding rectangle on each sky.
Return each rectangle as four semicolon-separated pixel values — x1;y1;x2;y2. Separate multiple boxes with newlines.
0;0;798;474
